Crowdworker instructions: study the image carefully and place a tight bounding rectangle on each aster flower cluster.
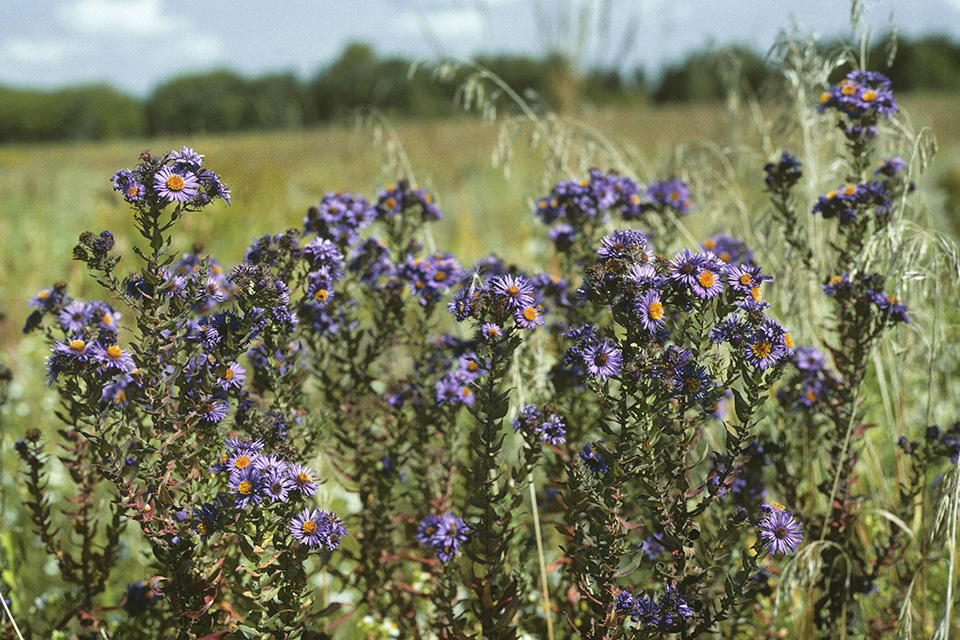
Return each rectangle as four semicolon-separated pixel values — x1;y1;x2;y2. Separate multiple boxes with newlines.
776;345;837;411
812;180;893;225
822;272;909;325
817;70;898;142
435;352;484;407
763;152;803;191
111;146;231;210
533;171;693;252
205;438;346;550
376;180;443;222
614;585;694;631
303;192;376;246
447;269;547;332
898;422;960;466
513;403;567;445
756;502;804;556
122;580;160;615
416;512;469;563
699;232;755;266
707;440;770;505
568;231;792;387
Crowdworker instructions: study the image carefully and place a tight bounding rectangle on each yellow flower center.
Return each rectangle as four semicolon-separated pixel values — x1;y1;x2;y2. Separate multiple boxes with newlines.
106;345;123;361
720;252;731;263
806;391;817;402
103;312;113;324
234;455;251;470
507;285;519;296
842;184;857;197
685;377;701;393
752;341;772;359
384;197;397;209
862;90;877;102
296;472;311;486
302;520;318;535
751;286;763;302
197;522;209;535
462;387;472;397
69;339;86;353
841;83;857;96
523;307;539;322
38;290;50;300
669;191;681;201
649;301;664;321
166;174;185;192
829;275;843;285
739;273;752;286
115;390;127;403
433;271;447;282
630;194;640;204
769;500;786;510
826;190;837;200
819;91;830;103
238;481;253;495
467;361;479;372
887;294;899;304
698;271;715;288
224;368;235;380
315;289;328;301
538;200;547;209
487;327;499;337
703;239;716;249
784;333;794;349
126;185;139;197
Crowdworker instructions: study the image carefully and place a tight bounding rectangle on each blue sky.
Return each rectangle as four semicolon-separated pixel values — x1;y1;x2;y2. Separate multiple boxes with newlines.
2;0;959;95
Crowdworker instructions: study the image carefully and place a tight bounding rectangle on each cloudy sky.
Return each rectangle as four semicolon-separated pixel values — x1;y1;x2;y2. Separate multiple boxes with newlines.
2;0;959;95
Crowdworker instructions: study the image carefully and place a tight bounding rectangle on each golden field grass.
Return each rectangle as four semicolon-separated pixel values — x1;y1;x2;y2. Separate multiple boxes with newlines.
1;93;958;409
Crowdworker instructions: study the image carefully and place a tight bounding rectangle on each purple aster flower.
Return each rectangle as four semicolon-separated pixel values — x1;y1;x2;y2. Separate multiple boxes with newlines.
90;343;136;374
669;248;708;290
763;152;803;190
191;502;223;541
537;415;567;445
216;362;247;391
289;508;325;548
432;513;470;563
45;337;94;384
480;322;502;340
626;264;663;291
583;339;622;381
646;179;692;214
198;398;230;425
153;166;200;204
514;304;545;330
59;300;93;333
597;230;652;264
253;453;287;476
548;224;577;250
744;332;786;371
288;464;318;497
795;346;827;372
636;289;666;333
757;507;804;555
875;156;906;177
170;146;204;171
416;514;442;546
229;467;264;509
579;442;610;475
492;274;535;310
263;471;294;503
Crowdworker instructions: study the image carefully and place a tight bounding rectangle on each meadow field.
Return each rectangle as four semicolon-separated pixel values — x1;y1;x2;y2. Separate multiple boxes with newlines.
3;83;960;638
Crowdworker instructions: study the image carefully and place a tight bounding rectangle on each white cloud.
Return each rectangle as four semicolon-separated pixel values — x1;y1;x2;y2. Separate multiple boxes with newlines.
400;7;485;40
2;37;75;65
57;0;183;37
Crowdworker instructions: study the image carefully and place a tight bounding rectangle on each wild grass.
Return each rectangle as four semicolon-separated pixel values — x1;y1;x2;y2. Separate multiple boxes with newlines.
2;53;960;634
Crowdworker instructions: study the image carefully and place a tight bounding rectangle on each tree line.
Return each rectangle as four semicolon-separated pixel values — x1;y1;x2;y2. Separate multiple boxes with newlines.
1;36;958;144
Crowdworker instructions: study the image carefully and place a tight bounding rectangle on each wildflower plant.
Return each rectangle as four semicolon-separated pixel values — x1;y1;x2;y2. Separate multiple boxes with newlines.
8;13;960;640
